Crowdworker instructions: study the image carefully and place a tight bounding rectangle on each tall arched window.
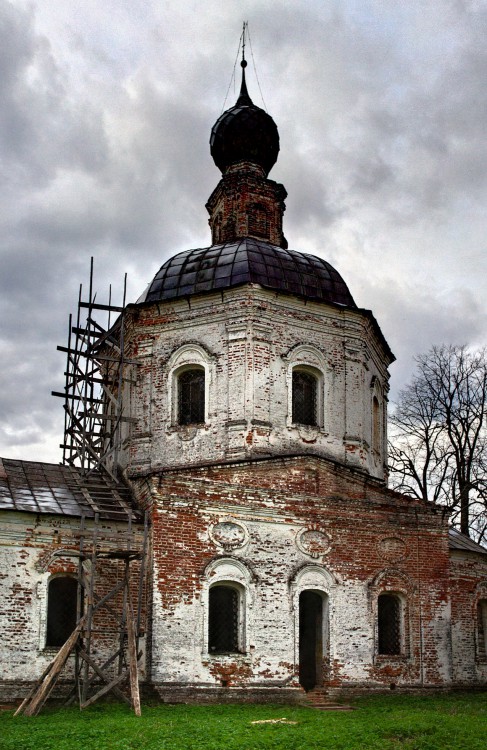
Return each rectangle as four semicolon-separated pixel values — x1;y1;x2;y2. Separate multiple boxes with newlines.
292;369;317;426
372;395;381;454
378;593;402;655
208;585;241;654
478;599;487;657
46;577;78;648
177;367;205;425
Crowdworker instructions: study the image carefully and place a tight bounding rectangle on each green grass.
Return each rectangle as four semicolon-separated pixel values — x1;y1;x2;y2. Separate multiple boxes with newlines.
1;692;486;750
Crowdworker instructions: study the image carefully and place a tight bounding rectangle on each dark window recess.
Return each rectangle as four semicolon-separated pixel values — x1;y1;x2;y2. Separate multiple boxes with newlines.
178;369;205;425
46;577;78;647
373;395;381;453
478;600;487;656
208;586;239;653
222;216;236;242
378;594;401;655
249;204;268;238
292;370;317;426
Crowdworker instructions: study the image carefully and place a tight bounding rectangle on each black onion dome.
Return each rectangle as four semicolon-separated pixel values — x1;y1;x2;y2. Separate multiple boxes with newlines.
140;238;356;308
210;64;279;175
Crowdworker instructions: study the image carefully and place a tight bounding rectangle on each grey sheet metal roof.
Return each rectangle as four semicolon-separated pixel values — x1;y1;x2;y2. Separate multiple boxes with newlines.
0;457;139;522
448;527;487;555
139;238;356;308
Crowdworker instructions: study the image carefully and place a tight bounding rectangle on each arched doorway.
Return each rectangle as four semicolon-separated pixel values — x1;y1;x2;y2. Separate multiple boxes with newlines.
299;590;327;691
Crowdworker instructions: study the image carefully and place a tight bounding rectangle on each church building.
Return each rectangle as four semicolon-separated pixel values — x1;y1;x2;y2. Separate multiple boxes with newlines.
1;56;486;706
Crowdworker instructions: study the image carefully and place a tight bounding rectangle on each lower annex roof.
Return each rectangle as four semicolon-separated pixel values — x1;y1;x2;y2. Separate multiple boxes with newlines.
0;457;139;522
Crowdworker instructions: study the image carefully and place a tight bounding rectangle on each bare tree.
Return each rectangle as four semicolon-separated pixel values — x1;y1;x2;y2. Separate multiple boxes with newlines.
388;345;487;542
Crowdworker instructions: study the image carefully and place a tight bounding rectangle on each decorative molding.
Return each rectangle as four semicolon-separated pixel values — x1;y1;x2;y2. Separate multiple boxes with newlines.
295;528;331;559
209;519;249;552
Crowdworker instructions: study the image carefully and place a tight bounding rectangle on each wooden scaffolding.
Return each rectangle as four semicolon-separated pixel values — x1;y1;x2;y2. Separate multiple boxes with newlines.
17;261;149;716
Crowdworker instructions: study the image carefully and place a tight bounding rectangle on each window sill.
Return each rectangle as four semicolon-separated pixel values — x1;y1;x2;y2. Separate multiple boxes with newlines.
374;653;409;663
287;422;327;435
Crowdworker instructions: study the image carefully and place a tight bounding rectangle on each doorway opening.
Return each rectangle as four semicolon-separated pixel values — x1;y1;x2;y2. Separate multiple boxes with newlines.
299;590;326;691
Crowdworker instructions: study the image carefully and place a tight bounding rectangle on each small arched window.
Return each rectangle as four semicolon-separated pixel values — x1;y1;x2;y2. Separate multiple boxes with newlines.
213;212;222;244
378;593;402;655
178;367;205;425
292;370;318;426
222;215;236;242
248;203;268;238
208;585;240;654
478;599;487;657
46;577;78;648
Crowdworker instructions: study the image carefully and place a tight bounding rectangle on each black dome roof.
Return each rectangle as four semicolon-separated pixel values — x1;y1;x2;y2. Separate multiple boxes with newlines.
210;65;279;175
140;238;356;308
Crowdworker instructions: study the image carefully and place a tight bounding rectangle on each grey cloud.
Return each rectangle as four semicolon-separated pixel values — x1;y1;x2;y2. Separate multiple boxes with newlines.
0;0;485;462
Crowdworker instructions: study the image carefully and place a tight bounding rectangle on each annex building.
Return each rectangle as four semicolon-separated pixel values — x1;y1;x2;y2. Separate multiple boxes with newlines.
1;57;486;708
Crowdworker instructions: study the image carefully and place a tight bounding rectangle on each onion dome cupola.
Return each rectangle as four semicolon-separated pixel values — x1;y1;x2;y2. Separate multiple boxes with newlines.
210;60;280;176
206;56;287;248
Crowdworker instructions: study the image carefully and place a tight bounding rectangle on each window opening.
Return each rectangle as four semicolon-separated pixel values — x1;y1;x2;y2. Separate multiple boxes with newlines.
372;395;381;453
249;204;268;238
222;215;236;242
378;593;401;655
478;599;487;656
178;368;205;425
46;577;78;648
299;590;323;690
292;370;317;426
208;585;239;653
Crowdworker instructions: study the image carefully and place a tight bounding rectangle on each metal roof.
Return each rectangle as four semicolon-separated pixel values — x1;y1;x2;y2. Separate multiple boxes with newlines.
140;238;356;308
448;527;487;555
0;457;139;522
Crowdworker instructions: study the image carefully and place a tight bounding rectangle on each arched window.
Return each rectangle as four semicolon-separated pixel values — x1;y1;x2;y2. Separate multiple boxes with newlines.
292;369;318;426
248;203;268;238
222;215;236;242
208;585;240;653
177;367;205;425
46;577;78;648
478;599;487;657
378;593;402;655
372;395;381;454
213;212;222;243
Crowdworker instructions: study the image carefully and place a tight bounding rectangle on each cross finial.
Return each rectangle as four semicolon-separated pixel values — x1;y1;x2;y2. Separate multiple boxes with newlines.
236;21;252;106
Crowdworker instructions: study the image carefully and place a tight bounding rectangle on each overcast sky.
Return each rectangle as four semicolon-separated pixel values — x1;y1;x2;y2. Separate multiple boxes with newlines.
1;0;486;463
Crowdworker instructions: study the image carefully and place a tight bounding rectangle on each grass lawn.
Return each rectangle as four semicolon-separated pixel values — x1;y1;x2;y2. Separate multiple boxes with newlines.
1;692;486;750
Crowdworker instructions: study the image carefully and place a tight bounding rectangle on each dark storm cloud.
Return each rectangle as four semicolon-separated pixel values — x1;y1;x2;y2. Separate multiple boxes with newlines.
1;0;485;460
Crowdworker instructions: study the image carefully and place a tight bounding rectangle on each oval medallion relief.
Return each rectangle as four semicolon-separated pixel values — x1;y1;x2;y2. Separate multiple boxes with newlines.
296;529;331;558
210;520;248;551
378;536;408;563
